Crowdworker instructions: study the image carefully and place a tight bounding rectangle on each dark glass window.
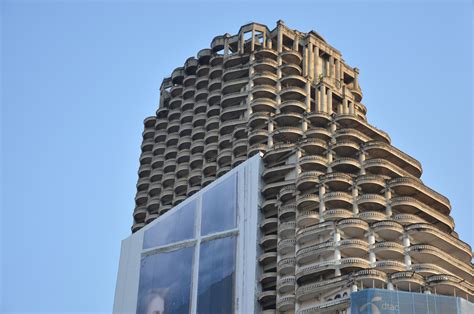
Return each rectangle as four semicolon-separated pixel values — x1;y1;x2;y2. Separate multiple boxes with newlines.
197;236;236;314
136;246;194;314
201;174;237;235
143;200;196;249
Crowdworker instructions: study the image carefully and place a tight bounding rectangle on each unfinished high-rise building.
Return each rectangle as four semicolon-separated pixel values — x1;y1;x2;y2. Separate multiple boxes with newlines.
122;21;473;314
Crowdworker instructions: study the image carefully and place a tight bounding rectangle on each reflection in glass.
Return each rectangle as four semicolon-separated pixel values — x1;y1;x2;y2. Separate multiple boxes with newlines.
201;174;237;235
197;236;236;314
137;246;194;314
143;200;196;249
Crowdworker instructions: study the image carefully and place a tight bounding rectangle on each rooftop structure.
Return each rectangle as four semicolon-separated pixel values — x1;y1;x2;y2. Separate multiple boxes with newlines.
127;21;473;313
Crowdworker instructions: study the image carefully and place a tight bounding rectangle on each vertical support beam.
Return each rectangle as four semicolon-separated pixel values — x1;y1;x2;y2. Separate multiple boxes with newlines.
385;188;392;217
314;46;320;81
250;28;255;52
327;89;333;115
308;43;314;80
359;151;366;175
352;185;359;215
319;184;326;221
224;35;229;56
302;45;308;77
267;120;274;149
305;81;311;112
329;55;334;80
320;85;326;113
239;32;245;54
335;59;341;85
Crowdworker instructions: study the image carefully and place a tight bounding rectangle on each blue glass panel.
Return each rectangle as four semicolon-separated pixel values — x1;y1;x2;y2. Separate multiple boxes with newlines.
201;174;237;235
137;246;194;314
197;236;236;314
143;199;196;249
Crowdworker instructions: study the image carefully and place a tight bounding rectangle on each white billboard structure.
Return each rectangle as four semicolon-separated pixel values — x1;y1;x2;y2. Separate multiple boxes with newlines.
113;155;263;314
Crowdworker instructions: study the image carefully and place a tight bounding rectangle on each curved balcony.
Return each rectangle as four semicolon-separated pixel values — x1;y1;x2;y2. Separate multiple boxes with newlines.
187;185;201;196
273;112;302;126
249;128;268;145
305;127;332;142
178;123;193;138
296;171;321;192
279;221;296;239
155;117;168;130
332;140;360;157
354;269;388;288
427;274;474;298
279;185;296;203
364;158;411;178
152;144;166;158
134;190;148;206
373;241;404;259
281;75;306;88
144;213;158;225
223;53;249;69
255;48;278;61
136;177;150;191
280;100;306;114
259;272;277;291
223;66;249;82
201;175;215;187
262;143;293;163
149;167;163;182
189;153;203;170
220;103;247;122
389;177;451;215
324;191;352;209
222;78;248;95
141;138;154;152
276;294;295;312
296;193;319;212
323;208;353;221
173;178;188;195
337;218;368;238
411;263;451;277
193;101;207;114
216;165;231;178
202;161;217;177
208;63;223;79
139;151;153;165
280;86;306;102
330;157;360;174
163;147;178;161
406;223;472;262
296;276;348;302
390;271;425;291
272;126;304;142
182;85;196;100
307;111;331;127
321;173;353;191
374;260;406;273
358;211;386;223
300;138;327;156
170;85;183;98
220;90;247;109
296;211;320;228
299;155;327;172
133;206;147;222
277;276;295;294
372;220;404;241
260;234;278;252
154;129;167;143
138;164;151;178
162;158;176;173
262;164;294;182
335;114;390;143
280;63;302;76
296;260;338;284
278;239;296;255
253;58;278;74
280;50;302;64
278;257;296;276
231;155;247;168
393;213;426;225
188;169;202;186
251;98;277;113
334;128;371;144
232;138;248;157
252;84;277;100
339;257;371;273
248;143;267;157
166;120;181;134
357;194;386;211
252;72;278;88
142;128;155;141
148;181;161;197
279;204;296;221
297;241;336;265
356;174;386;194
204;129;218;145
296;221;335;246
408;244;472;279
219;119;243;136
257;290;276;309
146;196;160;213
261;198;277;217
204;116;220;132
160;187;174;205
364;141;422;177
259;252;277;273
217;147;232;166
176;162;189;177
339;239;369;257
391;196;454;232
206;90;221;107
248;112;270;129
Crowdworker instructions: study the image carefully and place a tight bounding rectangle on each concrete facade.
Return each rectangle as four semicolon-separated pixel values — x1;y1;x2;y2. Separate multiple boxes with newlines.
130;21;473;313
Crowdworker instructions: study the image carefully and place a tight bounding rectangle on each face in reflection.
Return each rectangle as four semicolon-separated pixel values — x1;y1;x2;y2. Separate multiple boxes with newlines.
146;291;165;314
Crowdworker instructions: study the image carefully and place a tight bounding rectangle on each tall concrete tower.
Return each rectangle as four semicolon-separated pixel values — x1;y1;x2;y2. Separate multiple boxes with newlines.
128;21;473;313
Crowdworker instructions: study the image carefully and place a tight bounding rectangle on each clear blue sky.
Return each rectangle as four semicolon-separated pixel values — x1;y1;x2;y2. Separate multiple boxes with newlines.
1;0;472;312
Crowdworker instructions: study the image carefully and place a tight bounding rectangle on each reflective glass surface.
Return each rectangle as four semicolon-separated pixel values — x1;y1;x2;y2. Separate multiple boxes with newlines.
137;246;194;314
143;200;196;249
201;174;237;235
197;236;236;314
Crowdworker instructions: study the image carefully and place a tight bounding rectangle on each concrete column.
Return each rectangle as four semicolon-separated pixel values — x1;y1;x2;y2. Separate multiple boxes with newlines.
329;56;334;80
319;184;326;220
325;58;330;77
327;150;333;173
320;85;326;113
268;120;274;149
239;32;245;54
403;234;412;269
354;68;360;90
250;29;255;51
262;32;267;48
349;101;355;115
352;185;359;215
308;43;314;79
302;46;308;77
335;59;341;84
342;95;349;114
293;35;299;51
387;282;394;291
327;89;333;115
359;151;366;175
314;46;319;81
368;232;376;265
277;22;283;53
296;149;302;174
224;36;229;56
305;81;311;111
385;188;392;217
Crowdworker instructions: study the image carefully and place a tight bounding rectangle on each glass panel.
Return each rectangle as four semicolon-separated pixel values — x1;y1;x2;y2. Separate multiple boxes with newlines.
137;246;194;314
143;199;196;249
201;174;237;235
197;236;236;314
